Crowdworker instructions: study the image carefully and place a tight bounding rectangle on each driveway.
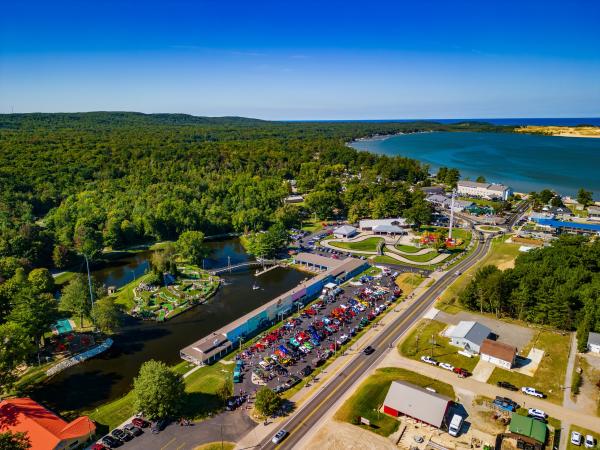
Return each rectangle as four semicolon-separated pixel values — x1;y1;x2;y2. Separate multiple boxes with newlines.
118;410;256;450
434;310;534;351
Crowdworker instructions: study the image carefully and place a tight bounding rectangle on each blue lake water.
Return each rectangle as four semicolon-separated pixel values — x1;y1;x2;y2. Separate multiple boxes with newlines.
351;132;600;198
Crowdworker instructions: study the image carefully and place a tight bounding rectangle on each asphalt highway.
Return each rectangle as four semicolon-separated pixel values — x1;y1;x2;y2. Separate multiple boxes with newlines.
261;227;492;449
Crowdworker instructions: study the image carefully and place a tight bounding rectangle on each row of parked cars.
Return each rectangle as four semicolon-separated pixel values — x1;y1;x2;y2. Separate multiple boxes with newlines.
572;431;596;448
419;355;470;378
93;418;169;449
496;380;546;398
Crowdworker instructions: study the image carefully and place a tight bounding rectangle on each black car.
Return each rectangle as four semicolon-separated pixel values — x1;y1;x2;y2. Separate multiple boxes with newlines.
497;381;518;391
111;429;131;442
363;346;375;355
101;436;121;448
285;375;301;387
123;423;143;436
301;365;313;377
151;419;168;434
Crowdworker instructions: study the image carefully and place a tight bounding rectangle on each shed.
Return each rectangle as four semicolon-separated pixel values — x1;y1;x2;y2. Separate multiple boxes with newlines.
382;381;451;428
588;332;600;354
447;321;491;354
480;339;517;369
509;413;547;444
333;225;358;239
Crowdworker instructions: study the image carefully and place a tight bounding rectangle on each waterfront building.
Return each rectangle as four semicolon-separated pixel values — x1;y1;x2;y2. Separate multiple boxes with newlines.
532;218;600;236
588;205;600;221
457;180;512;201
180;254;368;365
0;398;96;450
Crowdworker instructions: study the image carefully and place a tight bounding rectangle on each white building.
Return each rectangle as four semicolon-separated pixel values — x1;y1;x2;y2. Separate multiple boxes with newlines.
588;332;600;354
426;195;473;212
457;181;512;201
480;338;517;369
447;321;491;354
359;218;408;231
588;206;600;222
333;225;358;239
283;194;304;204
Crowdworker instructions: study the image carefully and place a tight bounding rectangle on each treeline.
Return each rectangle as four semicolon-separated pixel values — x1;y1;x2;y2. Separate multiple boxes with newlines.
0;113;507;273
459;236;600;338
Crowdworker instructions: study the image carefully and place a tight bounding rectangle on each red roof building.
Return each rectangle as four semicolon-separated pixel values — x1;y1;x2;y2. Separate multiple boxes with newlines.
0;397;96;450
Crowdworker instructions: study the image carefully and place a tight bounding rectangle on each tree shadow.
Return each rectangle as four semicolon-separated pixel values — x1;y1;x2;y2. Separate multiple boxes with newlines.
180;392;223;420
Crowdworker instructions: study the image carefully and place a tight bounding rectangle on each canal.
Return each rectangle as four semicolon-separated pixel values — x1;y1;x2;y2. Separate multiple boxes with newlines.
30;239;309;415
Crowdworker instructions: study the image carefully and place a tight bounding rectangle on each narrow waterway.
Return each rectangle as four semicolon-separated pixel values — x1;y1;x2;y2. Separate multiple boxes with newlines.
30;239;309;415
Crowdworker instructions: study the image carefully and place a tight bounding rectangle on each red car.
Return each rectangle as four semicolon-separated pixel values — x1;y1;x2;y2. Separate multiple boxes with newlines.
132;417;149;428
91;444;108;450
453;367;470;378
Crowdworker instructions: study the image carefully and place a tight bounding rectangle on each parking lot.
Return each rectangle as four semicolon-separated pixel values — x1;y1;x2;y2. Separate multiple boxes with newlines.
230;267;403;401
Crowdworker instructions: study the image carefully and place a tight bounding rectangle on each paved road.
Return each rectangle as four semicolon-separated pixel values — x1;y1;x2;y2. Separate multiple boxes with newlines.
259;226;491;449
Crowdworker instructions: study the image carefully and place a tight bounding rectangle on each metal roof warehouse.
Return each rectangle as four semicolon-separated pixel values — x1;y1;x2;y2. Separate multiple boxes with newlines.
382;381;452;428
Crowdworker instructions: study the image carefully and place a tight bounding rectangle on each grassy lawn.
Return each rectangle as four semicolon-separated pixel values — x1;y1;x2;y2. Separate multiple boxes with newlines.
437;236;521;310
395;273;424;296
54;271;76;286
371;255;437;271
480;225;502;231
86;362;233;431
487;330;570;404
399;319;480;372
401;250;440;263
567;425;600;450
459;196;501;208
301;219;323;233
113;273;153;310
329;237;383;252
195;443;235;450
335;367;455;437
394;244;422;253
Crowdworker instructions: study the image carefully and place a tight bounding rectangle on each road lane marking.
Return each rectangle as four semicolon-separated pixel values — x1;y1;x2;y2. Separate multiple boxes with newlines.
161;438;177;450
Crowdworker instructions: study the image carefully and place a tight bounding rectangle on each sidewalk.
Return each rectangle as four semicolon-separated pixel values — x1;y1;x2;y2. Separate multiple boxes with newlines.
235;273;438;449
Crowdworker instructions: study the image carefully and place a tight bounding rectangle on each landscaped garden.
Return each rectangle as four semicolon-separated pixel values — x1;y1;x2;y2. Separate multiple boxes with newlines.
132;266;220;322
334;367;455;437
329;237;383;252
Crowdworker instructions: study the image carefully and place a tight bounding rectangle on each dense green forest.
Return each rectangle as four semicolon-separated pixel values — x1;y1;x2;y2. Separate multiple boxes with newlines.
0;112;510;274
459;236;600;338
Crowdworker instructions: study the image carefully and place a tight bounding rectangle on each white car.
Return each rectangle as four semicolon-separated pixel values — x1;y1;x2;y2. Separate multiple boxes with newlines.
338;334;349;344
522;386;544;398
527;408;546;420
272;429;288;444
585;435;595;448
439;362;454;371
572;431;583;446
420;355;438;365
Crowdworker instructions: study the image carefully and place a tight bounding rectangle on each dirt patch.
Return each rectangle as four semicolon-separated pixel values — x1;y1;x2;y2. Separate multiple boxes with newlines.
304;420;397;450
497;260;515;270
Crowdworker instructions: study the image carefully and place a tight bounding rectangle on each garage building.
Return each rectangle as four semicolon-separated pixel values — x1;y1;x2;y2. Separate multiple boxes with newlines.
446;321;491;354
480;338;517;369
382;381;451;428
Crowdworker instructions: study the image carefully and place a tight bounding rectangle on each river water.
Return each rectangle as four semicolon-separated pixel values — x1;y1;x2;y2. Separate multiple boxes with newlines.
30;239;308;414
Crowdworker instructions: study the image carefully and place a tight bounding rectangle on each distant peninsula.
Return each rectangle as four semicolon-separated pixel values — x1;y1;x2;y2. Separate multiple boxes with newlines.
515;125;600;138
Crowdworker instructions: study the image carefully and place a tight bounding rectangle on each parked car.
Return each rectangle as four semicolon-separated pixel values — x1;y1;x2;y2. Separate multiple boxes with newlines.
272;430;288;444
123;423;143;436
439;362;454;371
493;396;517;411
585;435;595;448
453;367;470;378
572;431;583;446
301;365;313;377
111;429;132;442
100;436;121;448
522;386;544;398
528;408;546;420
420;355;437;365
448;414;463;437
132;417;149;428
91;444;108;450
363;346;375;355
151;419;168;434
497;381;518;391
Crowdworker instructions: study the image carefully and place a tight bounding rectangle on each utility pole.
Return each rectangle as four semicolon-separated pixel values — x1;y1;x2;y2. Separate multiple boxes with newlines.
448;188;456;241
84;254;95;328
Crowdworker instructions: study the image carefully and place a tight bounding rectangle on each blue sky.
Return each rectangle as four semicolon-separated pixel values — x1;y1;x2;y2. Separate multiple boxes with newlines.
1;0;599;119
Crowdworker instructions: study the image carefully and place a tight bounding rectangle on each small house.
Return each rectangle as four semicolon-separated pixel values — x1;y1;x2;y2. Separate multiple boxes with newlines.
480;338;517;369
508;413;547;450
446;321;491;354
